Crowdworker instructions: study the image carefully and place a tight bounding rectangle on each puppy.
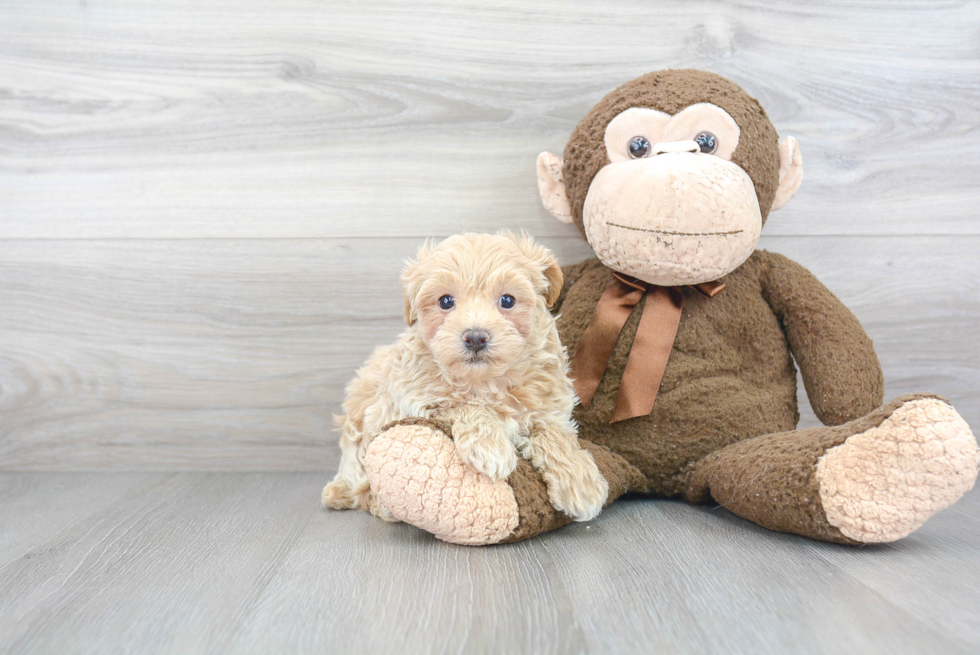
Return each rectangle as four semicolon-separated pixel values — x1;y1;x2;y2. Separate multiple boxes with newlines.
321;232;608;523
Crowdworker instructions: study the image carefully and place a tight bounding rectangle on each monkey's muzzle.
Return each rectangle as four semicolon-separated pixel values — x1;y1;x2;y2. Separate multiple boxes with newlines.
581;154;762;286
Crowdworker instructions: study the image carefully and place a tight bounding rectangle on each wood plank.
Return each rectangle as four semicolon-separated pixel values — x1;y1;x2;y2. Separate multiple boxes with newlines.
228;502;588;655
804;487;980;647
536;498;978;654
1;472;976;654
0;473;319;654
0;472;168;566
0;1;977;239
0;237;585;471
0;235;975;470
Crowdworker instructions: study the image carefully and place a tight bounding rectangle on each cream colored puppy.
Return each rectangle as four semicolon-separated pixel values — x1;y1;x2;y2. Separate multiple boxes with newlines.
322;232;608;522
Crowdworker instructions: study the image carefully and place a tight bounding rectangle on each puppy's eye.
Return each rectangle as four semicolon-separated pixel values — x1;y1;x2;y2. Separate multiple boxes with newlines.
438;295;455;310
499;294;516;309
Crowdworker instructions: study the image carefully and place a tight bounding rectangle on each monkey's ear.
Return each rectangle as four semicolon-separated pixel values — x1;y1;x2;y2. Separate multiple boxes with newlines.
771;136;803;212
536;152;573;224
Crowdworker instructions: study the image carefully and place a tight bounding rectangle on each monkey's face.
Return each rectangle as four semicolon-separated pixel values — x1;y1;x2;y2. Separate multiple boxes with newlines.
536;70;803;287
581;103;761;286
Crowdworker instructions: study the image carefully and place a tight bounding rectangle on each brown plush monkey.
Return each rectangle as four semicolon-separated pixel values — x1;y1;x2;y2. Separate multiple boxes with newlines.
362;70;978;546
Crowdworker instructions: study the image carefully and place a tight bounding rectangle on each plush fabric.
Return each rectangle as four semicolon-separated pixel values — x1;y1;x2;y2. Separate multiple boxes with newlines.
501;440;645;544
817;395;979;542
367;392;977;546
603;104;741;164
562;69;781;233
552;251;883;496
365;418;519;546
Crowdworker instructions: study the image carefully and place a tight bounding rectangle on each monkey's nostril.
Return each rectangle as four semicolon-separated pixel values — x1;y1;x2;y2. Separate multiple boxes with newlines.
462;329;490;352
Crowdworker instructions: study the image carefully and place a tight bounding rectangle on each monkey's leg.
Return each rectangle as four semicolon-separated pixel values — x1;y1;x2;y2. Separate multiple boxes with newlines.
683;393;978;544
364;418;645;546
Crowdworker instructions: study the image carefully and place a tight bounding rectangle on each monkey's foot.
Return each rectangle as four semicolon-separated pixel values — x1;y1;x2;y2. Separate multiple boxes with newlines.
816;397;979;543
365;420;520;546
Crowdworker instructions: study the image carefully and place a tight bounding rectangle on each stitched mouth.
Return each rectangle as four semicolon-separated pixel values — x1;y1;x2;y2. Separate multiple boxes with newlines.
608;222;743;237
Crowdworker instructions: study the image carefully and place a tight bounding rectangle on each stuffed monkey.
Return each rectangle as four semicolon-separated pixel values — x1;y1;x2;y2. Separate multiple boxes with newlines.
361;70;979;546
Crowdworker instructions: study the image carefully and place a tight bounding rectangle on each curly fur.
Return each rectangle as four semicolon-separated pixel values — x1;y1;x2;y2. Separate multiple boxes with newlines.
322;232;608;522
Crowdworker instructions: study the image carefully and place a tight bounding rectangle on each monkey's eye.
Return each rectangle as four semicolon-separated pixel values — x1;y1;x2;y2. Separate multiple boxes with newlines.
439;295;455;310
695;131;718;154
499;294;516;309
628;136;652;159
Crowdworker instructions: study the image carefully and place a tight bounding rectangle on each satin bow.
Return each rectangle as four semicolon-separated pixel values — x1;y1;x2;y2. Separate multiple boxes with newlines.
569;272;724;423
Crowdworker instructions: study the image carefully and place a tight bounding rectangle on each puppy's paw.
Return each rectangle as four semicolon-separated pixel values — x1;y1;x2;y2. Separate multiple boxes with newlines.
322;479;356;509
545;451;609;522
455;428;518;481
322;477;370;511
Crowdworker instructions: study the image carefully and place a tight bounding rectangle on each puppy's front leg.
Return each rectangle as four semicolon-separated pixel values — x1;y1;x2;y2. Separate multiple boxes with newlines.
449;406;518;481
518;423;609;521
321;423;372;511
322;417;399;522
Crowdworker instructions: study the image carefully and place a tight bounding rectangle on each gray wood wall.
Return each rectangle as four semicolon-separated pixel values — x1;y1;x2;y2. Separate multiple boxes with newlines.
1;0;977;471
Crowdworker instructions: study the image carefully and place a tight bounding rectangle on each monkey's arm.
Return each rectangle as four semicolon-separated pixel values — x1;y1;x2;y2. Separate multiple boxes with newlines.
759;250;884;426
551;258;601;314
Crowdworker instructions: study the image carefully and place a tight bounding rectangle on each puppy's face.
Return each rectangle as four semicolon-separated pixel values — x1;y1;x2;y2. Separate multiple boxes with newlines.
402;233;563;381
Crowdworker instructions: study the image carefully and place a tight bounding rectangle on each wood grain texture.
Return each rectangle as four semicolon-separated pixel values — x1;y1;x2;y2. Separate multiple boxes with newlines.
0;472;977;654
804;503;980;647
0;0;978;239
0;473;317;654
0;236;976;470
0;0;977;471
0;472;164;565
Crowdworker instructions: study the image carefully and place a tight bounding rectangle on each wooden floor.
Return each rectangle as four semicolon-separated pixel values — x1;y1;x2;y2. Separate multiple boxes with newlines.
0;473;977;655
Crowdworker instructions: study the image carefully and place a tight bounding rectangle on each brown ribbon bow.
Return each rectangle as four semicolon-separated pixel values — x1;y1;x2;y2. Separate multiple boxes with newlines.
570;272;724;424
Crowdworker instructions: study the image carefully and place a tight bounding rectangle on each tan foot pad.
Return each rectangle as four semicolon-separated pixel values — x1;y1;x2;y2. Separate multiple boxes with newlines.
817;398;980;543
364;424;519;546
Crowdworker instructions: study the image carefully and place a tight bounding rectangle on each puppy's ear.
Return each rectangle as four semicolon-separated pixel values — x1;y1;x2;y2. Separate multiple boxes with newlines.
402;293;415;326
509;232;563;308
401;241;433;326
541;258;563;308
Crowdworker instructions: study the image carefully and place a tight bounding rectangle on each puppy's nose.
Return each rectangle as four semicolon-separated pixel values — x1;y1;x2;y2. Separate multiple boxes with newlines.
463;329;490;352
